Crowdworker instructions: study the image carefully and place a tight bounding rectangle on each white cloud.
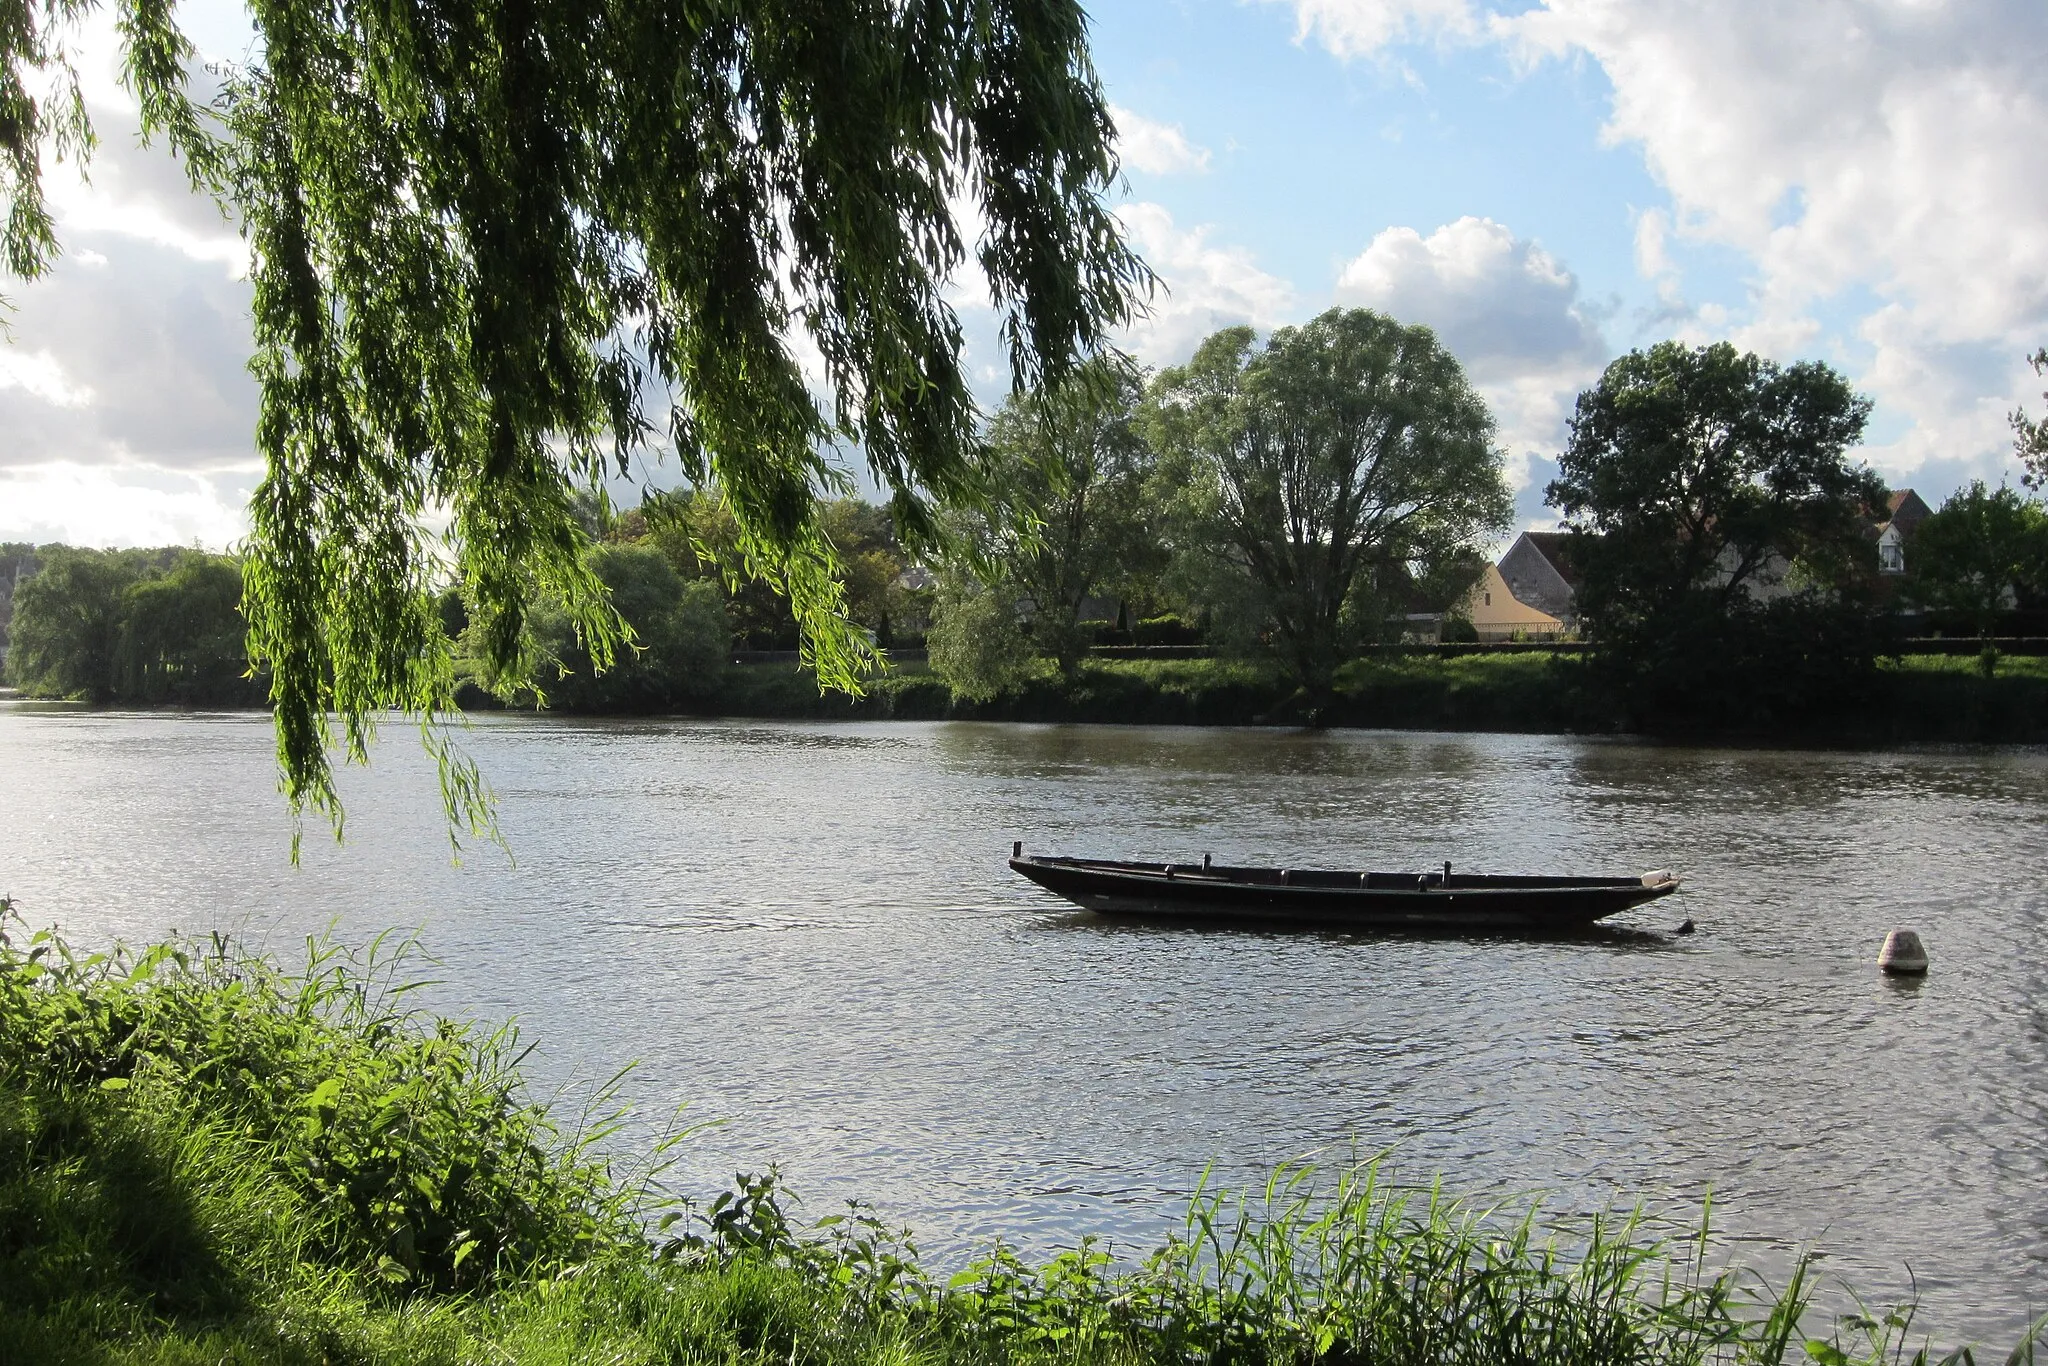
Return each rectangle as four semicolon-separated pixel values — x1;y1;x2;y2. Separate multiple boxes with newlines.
43;141;247;274
1110;105;1212;176
1498;2;2048;342
0;231;260;474
1852;304;2032;489
0;465;252;548
1112;203;1296;365
1264;0;1477;60
1335;216;1606;452
1630;207;1677;302
0;0;262;556
0;20;260;545
1336;216;1604;376
1490;0;2048;498
0;349;96;409
1279;0;2048;501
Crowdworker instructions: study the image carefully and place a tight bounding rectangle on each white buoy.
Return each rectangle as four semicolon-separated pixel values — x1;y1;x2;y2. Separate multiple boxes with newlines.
1878;929;1929;975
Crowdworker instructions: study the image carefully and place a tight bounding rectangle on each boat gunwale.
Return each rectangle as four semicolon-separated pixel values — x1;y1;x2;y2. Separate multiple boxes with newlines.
1017;855;1676;896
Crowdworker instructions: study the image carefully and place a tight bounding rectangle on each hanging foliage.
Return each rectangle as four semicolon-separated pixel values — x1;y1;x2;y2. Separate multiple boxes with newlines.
2;0;1149;839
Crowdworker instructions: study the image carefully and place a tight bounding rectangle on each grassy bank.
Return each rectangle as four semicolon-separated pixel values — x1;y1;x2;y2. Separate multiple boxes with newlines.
661;654;2048;743
2;907;2037;1365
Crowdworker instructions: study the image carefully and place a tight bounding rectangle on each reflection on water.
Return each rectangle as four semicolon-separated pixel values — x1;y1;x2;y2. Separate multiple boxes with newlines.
2;705;2044;1337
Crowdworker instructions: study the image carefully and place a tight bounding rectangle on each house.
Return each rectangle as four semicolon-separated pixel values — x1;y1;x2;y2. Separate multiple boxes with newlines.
1873;489;1933;575
1457;563;1566;641
1493;490;1932;622
1496;531;1581;626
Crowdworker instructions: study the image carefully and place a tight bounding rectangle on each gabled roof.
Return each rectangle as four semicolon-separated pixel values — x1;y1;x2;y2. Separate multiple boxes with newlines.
1514;530;1583;587
1886;488;1933;532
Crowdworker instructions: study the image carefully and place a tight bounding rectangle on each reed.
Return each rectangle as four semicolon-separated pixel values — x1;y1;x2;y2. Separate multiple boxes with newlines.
1;905;2038;1366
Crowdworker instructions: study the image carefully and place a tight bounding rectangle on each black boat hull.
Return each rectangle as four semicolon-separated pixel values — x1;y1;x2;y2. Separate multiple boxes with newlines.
1009;856;1680;932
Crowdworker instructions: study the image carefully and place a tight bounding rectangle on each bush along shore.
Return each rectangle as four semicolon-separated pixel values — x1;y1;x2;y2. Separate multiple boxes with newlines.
457;653;2048;745
3;907;2039;1366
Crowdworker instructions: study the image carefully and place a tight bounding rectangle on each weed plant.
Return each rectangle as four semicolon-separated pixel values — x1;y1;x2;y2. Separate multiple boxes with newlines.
1;903;2039;1365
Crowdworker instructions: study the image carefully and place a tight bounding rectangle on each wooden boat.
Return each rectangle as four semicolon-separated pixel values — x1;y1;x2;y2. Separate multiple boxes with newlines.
1008;844;1681;932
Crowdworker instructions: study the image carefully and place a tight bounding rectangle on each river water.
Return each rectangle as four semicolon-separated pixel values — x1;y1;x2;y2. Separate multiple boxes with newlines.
1;703;2043;1338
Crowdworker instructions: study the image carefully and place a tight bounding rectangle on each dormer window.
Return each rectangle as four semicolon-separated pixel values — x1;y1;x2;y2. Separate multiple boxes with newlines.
1878;527;1905;574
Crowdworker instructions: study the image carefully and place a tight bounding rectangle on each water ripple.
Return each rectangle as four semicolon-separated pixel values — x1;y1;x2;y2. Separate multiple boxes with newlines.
2;708;2043;1337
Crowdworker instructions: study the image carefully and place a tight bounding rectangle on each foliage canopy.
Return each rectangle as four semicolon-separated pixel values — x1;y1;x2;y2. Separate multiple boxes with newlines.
1547;341;1881;636
1905;482;2048;663
954;358;1158;674
8;546;260;704
2;0;1149;837
1546;342;1886;729
504;543;732;711
1145;309;1508;699
925;567;1038;702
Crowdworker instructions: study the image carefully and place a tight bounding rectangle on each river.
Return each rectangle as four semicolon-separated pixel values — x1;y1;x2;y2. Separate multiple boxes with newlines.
1;703;2043;1338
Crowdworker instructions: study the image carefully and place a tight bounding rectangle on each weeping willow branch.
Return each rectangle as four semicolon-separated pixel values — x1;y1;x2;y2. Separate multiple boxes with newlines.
2;0;1152;841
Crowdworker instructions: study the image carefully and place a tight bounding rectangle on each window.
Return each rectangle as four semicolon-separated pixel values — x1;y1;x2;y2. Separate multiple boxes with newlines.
1879;538;1904;574
1483;592;1491;605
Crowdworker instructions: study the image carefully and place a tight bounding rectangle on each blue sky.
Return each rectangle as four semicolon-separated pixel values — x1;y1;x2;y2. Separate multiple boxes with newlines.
1096;2;1655;299
3;0;2045;546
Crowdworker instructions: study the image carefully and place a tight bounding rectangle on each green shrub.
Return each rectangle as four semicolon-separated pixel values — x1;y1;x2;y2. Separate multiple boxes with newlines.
496;543;732;711
0;916;628;1296
927;577;1041;702
1133;613;1202;647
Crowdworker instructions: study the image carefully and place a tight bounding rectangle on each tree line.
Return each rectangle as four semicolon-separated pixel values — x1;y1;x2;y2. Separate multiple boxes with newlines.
3;546;264;706
930;319;2048;726
10;312;2048;725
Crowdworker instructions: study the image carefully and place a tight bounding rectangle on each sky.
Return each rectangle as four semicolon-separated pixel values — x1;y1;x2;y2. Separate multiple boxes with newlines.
3;0;2046;547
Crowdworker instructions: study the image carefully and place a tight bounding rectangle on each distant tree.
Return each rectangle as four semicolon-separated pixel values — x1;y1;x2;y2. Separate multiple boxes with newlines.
435;585;470;641
115;553;254;704
1144;309;1509;705
1546;341;1885;727
636;491;908;650
2015;348;2048;491
926;570;1039;702
636;491;789;648
1905;483;2048;673
1549;342;1881;632
818;500;910;640
0;544;38;656
7;549;149;700
489;544;729;711
947;360;1157;676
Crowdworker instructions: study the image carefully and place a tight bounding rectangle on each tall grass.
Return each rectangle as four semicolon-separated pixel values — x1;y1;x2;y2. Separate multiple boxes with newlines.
1;902;2038;1365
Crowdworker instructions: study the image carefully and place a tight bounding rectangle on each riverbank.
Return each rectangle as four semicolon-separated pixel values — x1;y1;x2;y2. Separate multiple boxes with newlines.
15;650;2044;744
3;912;2034;1365
497;653;2048;743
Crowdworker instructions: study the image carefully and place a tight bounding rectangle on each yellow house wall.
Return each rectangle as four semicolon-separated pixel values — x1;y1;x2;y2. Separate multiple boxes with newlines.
1460;564;1565;640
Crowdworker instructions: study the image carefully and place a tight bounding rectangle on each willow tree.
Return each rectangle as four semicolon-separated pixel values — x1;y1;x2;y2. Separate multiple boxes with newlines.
1145;309;1509;705
2;0;1149;837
